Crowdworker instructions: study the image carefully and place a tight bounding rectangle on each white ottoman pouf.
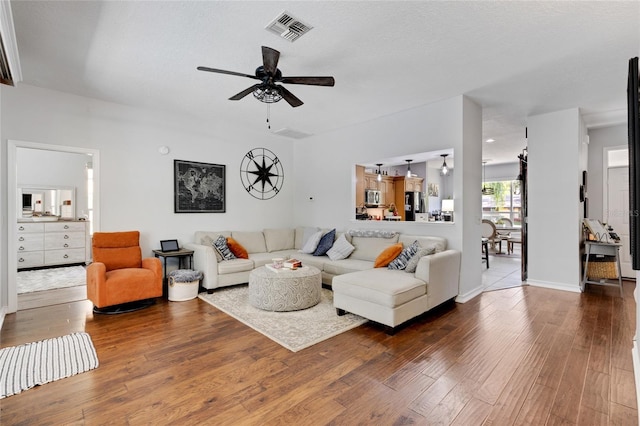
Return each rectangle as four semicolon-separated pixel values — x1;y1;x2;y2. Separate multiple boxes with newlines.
249;265;322;311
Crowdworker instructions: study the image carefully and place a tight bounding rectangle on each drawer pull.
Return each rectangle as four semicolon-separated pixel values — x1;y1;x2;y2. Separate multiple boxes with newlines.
64;235;69;239
18;226;24;231
18;246;24;251
19;237;24;241
18;258;24;263
64;225;70;229
64;243;69;248
64;254;69;259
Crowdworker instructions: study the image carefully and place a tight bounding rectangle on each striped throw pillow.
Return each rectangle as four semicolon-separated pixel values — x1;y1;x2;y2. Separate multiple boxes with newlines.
213;235;236;261
387;240;421;270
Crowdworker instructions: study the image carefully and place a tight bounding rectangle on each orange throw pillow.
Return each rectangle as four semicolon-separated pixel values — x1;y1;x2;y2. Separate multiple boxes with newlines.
226;237;248;259
373;243;403;268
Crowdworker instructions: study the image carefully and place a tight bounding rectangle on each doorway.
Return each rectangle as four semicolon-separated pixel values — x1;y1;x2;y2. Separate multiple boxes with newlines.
604;146;632;277
7;141;100;313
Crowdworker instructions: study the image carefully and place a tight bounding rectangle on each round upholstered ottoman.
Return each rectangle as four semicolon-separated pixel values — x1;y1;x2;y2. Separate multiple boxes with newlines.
248;265;322;311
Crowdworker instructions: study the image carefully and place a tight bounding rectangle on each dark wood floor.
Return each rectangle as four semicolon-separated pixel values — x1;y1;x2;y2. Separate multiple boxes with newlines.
0;281;637;425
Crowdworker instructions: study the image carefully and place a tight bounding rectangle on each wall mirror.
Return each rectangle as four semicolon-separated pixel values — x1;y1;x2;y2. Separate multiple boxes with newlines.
18;185;76;219
354;149;454;223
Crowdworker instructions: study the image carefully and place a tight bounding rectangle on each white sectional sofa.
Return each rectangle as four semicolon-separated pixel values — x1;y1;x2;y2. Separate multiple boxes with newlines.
184;227;461;332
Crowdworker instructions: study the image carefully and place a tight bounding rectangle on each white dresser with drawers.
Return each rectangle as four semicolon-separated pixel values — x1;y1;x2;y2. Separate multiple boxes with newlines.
17;220;90;270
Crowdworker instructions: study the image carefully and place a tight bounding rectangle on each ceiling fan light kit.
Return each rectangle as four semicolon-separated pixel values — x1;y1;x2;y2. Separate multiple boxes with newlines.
197;46;334;108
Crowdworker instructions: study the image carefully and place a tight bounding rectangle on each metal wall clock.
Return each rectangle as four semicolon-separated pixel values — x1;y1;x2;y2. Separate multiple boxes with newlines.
240;148;284;200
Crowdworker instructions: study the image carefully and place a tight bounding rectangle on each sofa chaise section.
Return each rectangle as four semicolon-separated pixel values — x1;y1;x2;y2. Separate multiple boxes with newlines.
332;249;461;333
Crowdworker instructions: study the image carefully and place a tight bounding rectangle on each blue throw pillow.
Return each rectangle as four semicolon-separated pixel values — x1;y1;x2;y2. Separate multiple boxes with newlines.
313;229;336;256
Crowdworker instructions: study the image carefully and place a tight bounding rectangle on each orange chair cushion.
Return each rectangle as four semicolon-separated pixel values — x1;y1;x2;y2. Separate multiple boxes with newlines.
92;231;142;271
227;237;249;259
374;243;403;268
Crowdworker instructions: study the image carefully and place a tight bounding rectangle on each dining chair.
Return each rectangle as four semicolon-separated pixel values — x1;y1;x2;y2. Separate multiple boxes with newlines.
481;219;502;253
496;217;513;227
507;231;522;255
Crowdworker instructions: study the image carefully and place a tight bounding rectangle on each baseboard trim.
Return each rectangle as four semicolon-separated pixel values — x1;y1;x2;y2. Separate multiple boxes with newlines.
633;340;640;420
527;279;581;293
0;306;6;330
456;286;483;303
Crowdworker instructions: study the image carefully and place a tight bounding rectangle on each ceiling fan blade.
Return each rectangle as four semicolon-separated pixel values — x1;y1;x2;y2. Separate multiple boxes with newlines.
197;66;259;80
229;84;261;100
262;46;280;76
280;76;335;86
278;85;303;107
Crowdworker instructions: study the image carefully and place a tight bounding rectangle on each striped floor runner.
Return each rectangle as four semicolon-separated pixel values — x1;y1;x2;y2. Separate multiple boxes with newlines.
0;332;99;399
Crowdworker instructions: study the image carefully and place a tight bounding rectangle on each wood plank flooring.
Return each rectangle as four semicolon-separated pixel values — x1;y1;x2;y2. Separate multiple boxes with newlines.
0;281;637;425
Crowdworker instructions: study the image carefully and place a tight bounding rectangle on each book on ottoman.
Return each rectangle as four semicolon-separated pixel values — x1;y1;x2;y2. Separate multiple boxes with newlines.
284;258;302;269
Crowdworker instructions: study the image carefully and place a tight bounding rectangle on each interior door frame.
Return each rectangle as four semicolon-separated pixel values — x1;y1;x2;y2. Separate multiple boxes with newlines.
7;140;100;313
602;144;628;221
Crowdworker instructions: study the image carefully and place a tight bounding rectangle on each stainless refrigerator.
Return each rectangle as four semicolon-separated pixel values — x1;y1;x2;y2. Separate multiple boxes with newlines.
404;192;421;221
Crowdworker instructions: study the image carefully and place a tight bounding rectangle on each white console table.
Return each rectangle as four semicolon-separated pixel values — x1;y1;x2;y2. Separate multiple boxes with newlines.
581;241;623;297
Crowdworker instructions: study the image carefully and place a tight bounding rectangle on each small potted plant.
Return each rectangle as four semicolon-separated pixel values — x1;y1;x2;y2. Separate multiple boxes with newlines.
388;203;397;216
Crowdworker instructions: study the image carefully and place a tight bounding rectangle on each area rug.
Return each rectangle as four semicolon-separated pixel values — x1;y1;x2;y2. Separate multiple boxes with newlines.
17;265;86;294
198;287;367;352
0;332;99;399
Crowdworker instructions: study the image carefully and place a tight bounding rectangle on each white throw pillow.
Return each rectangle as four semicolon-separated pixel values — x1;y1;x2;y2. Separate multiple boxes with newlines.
327;234;355;261
300;230;323;254
301;226;320;247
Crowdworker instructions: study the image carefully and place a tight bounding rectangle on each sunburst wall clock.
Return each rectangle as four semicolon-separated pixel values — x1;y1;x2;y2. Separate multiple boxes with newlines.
240;148;284;200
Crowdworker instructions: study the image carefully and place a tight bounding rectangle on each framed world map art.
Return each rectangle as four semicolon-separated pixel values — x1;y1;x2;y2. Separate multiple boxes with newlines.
174;159;225;213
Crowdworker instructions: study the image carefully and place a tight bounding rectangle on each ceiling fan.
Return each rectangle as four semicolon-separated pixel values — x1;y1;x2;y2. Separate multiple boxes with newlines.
197;46;335;108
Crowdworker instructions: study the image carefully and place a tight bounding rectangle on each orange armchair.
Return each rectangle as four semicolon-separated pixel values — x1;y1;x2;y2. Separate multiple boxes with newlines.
87;231;162;313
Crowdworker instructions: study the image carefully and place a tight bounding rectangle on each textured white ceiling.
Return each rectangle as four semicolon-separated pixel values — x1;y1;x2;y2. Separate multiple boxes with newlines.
10;1;640;164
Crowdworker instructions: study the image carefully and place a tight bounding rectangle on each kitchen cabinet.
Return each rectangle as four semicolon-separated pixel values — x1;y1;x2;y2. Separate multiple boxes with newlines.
355;165;365;207
17;220;90;270
363;173;395;207
380;176;395;207
364;174;378;191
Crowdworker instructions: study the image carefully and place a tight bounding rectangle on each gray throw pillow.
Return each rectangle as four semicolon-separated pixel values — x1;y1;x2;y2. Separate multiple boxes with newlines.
404;246;436;273
388;240;421;270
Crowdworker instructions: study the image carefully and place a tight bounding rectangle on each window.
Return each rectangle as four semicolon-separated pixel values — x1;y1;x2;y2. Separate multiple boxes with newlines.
482;180;521;225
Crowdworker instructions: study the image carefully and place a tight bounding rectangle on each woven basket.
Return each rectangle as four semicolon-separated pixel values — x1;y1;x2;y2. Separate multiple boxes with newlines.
584;255;618;279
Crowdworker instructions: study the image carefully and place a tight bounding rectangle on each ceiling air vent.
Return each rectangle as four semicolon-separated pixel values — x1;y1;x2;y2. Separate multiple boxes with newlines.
265;11;313;42
273;128;313;139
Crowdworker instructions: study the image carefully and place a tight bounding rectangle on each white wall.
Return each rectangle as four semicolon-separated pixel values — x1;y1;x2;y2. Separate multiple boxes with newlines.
0;80;4;324
484;162;519;182
2;84;296;244
527;108;585;292
292;95;483;301
1;83;297;312
0;86;482;310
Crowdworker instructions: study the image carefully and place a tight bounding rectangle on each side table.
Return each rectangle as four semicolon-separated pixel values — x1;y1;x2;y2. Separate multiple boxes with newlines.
152;249;195;296
581;241;623;297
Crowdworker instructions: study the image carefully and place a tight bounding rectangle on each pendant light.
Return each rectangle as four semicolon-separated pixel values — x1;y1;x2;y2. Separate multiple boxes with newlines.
440;154;449;175
376;163;383;182
405;159;413;177
481;161;494;195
